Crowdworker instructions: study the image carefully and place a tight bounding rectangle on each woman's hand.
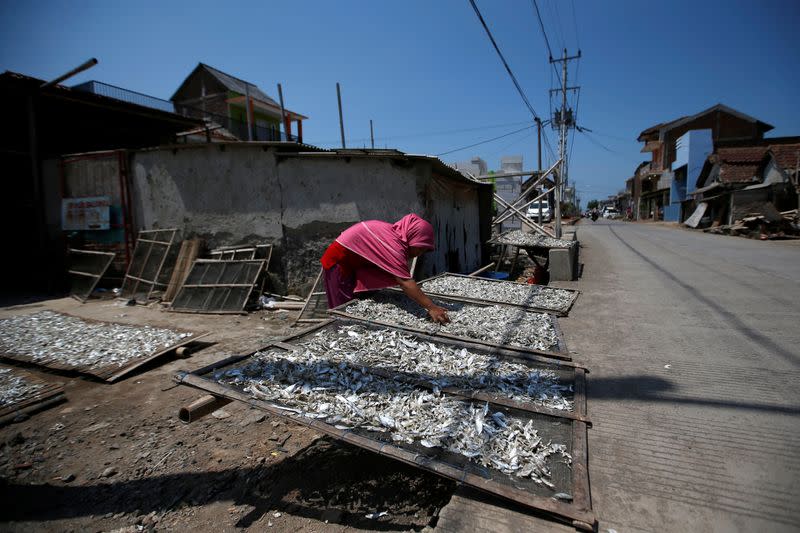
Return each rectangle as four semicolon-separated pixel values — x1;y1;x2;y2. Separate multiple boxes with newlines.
394;277;451;324
427;304;450;324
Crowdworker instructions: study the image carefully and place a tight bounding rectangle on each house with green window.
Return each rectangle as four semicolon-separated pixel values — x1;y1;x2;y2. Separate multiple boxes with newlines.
171;63;307;142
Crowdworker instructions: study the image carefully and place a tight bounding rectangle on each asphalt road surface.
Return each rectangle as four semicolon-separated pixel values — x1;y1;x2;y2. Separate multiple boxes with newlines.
560;219;800;532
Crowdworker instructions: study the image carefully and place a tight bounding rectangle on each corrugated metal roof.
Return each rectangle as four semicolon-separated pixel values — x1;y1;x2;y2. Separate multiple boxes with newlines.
198;63;278;105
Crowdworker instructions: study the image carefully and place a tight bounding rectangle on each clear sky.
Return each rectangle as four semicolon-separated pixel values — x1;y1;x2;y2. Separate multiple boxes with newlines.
2;0;798;204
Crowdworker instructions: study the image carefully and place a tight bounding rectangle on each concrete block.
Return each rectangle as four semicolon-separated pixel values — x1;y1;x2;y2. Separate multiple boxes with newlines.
548;244;578;281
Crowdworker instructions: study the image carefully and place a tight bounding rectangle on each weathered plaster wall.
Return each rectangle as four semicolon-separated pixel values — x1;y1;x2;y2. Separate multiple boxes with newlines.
127;144;486;293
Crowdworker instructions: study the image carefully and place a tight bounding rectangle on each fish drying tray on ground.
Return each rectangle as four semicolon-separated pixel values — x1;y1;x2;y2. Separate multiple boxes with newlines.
174;319;594;530
0;311;207;382
418;273;580;316
329;290;571;361
489;229;576;250
0;365;65;425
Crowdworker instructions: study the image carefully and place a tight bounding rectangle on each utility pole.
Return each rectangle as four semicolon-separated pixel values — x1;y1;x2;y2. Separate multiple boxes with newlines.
277;84;287;141
536;118;542;172
370;119;375;149
535;117;543;225
336;83;346;149
244;83;253;141
549;48;581;238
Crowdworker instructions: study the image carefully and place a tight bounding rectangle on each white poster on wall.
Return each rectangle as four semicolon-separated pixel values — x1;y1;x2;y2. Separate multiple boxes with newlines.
62;196;111;230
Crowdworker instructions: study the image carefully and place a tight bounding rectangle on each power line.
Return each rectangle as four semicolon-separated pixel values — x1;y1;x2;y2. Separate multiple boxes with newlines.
436;125;535;157
310;119;534;146
531;0;564;91
531;0;554;59
467;0;542;122
571;0;581;49
467;0;558;166
487;128;536;157
545;0;566;51
577;128;623;155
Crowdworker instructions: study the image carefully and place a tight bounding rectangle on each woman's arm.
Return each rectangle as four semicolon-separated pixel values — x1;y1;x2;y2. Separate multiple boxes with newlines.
394;277;450;324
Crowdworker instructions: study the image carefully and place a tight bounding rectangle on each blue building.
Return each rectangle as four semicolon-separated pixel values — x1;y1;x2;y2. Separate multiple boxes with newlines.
664;130;713;221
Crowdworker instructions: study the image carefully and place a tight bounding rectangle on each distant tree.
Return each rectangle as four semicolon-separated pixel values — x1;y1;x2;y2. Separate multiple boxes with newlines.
587;199;599;209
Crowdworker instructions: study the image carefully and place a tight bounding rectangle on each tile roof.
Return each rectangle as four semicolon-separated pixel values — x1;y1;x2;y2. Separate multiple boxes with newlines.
703;146;768;183
766;143;800;172
715;146;769;164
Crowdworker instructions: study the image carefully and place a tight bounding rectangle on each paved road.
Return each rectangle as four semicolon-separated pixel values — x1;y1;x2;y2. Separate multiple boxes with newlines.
561;220;800;532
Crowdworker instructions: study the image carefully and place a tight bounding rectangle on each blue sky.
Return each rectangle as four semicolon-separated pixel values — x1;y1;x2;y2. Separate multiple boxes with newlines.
2;0;798;204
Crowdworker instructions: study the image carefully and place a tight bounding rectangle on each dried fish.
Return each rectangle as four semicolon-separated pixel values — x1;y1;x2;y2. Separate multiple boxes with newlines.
215;347;570;485
494;229;575;249
421;275;574;313
299;324;573;411
343;292;559;352
0;311;192;370
0;367;44;407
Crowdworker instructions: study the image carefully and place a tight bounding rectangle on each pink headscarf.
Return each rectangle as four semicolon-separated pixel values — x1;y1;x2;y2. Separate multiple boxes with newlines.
336;214;434;291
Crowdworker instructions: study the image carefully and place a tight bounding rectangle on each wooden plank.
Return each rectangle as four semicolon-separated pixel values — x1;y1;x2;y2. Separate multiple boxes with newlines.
292;267;324;327
164;238;203;303
145;229;177;300
570;368;592;517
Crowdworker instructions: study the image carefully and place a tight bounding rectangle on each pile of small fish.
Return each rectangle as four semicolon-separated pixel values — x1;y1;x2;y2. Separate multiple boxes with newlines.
421;275;574;312
0;311;192;369
299;324;573;411
495;230;575;249
215;347;570;486
0;367;44;407
343;293;559;352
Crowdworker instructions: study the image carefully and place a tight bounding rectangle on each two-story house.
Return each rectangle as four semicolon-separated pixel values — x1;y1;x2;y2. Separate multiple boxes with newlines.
171;63;307;143
635;104;773;221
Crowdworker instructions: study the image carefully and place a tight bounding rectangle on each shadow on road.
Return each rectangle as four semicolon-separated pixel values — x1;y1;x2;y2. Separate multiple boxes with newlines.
587;374;800;416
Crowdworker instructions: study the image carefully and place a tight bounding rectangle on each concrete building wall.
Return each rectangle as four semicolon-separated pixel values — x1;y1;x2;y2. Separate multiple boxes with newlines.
500;155;523;173
494;176;522;231
127;144;487;294
452;157;487;178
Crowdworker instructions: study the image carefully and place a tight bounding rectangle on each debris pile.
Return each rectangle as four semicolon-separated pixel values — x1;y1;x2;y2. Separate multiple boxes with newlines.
704;208;800;239
215;346;570;486
421;274;574;312
0;368;44;407
494;230;575;249
0;311;192;370
343;293;559;352
299;324;573;410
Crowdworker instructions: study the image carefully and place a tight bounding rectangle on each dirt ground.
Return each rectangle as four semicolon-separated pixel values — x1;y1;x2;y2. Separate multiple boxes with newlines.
0;297;454;532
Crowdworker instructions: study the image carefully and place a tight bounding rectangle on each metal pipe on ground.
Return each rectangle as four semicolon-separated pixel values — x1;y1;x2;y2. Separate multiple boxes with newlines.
179;394;232;423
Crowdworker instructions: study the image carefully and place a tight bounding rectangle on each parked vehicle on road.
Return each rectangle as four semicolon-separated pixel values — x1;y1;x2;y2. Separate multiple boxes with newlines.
603;207;620;219
526;200;551;222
